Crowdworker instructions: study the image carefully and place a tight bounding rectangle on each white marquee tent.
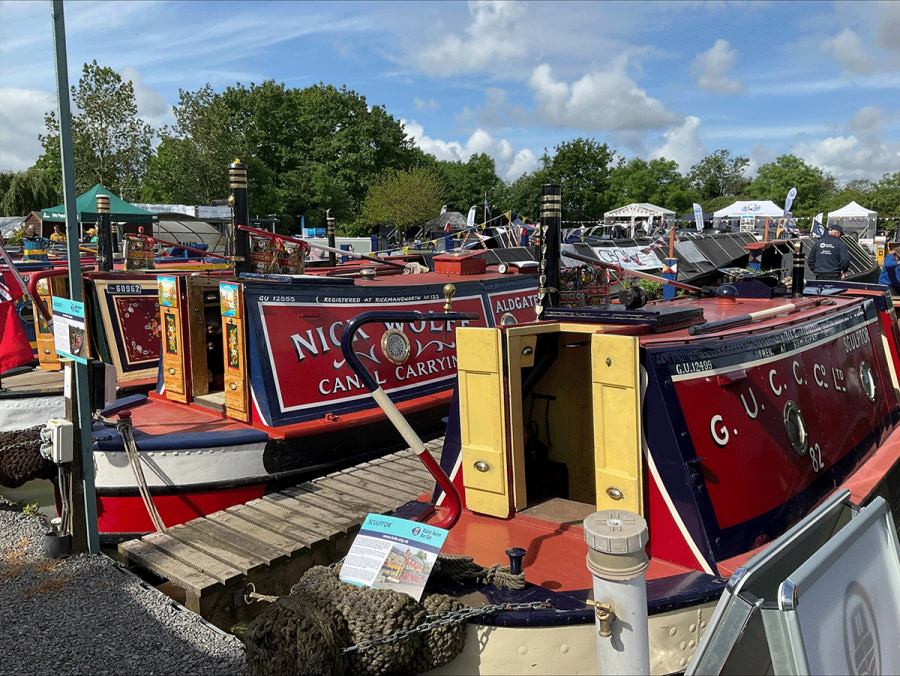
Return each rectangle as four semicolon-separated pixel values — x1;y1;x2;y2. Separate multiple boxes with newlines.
827;201;877;238
713;201;784;218
604;203;676;220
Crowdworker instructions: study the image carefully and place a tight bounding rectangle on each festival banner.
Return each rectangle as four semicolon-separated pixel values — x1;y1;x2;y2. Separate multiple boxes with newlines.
692;203;704;232
784;187;797;217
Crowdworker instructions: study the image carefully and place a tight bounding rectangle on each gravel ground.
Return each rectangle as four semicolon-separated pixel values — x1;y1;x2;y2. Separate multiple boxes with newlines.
0;496;249;676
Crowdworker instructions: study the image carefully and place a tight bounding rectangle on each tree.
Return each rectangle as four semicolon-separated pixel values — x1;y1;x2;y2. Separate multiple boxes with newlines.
543;138;618;221
39;61;154;202
687;150;750;201
608;158;697;214
0;166;61;216
500;167;549;222
748;155;833;215
436;154;503;219
360;168;446;242
870;172;900;220
142;84;245;207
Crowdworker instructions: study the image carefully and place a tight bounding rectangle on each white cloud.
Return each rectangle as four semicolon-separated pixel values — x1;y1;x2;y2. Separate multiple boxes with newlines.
413;97;439;112
528;58;680;131
412;0;527;76
875;0;900;53
0;88;56;172
401;119;539;181
690;40;745;94
821;28;874;74
649;116;707;172
119;66;173;129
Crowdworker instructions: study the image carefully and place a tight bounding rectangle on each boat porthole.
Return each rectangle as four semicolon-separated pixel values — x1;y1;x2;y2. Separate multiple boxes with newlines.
783;401;807;456
381;328;411;365
500;312;517;326
860;362;876;402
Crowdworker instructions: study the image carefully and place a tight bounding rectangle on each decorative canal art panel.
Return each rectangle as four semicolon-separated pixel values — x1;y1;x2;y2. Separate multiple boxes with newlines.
647;301;890;558
246;280;538;425
91;277;163;380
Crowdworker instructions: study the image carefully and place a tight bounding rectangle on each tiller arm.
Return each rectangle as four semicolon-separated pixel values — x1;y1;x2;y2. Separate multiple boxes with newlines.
340;309;477;530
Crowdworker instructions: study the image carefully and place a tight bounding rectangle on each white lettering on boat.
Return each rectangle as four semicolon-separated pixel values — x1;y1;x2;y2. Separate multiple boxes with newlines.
792;360;805;385
769;368;782;395
494;293;538;315
318;370;385;395
711;415;729;446
395;356;457;381
843;327;869;353
674;360;713;375
740;389;759;419
832;367;846;392
809;443;824;472
291;321;372;362
814;363;828;388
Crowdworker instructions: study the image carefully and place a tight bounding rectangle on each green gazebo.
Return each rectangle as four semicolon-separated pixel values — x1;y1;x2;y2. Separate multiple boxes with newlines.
41;184;158;226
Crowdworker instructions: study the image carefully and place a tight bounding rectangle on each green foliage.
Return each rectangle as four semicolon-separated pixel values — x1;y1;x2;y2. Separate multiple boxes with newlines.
543;138;618;220
870;172;900;219
749;155;833;216
142;84;244;207
688;150;750;201
39;61;154;202
499;167;548;221
436;153;504;218
361;167;446;241
608;157;697;214
19;502;39;517
0;167;60;216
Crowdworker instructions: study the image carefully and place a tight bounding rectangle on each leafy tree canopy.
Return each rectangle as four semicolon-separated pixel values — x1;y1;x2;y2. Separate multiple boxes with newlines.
0;167;61;216
360;167;446;241
687;150;750;201
39;60;154;203
608;158;697;215
543;138;618;221
435;153;504;220
749;154;834;216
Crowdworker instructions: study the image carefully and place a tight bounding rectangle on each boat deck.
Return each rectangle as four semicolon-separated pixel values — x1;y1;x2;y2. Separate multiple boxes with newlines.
117;443;438;629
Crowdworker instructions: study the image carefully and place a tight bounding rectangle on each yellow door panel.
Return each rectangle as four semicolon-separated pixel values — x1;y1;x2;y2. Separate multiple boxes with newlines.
591;333;643;515
457;327;511;518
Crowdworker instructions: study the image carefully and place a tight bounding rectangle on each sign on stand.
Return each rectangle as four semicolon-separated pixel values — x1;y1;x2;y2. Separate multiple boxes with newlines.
51;296;87;364
339;514;448;601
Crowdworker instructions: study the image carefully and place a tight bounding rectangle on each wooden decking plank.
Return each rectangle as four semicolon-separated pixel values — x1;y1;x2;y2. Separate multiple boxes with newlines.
167;522;266;574
308;476;401;512
355;462;433;494
227;502;319;545
119;539;217;596
206;510;300;557
277;484;371;525
197;514;289;562
140;531;242;584
390;454;436;477
322;469;416;505
247;497;336;540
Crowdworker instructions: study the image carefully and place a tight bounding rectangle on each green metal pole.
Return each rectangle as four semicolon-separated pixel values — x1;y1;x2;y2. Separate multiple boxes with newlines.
51;0;99;555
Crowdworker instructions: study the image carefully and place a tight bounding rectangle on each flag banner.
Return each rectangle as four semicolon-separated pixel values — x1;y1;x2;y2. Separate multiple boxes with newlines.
466;206;476;230
692;203;704;232
812;212;825;238
784;187;797;215
0;270;32;373
484;193;491;219
440;205;447;215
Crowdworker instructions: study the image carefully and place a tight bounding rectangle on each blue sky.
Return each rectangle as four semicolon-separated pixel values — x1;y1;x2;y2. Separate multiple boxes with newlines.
1;1;898;185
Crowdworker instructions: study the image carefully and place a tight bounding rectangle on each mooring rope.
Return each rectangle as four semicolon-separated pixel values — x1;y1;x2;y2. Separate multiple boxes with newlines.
117;416;166;533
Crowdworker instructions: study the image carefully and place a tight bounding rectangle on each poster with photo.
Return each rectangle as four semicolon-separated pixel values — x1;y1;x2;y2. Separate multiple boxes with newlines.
51;297;87;364
339;514;448;601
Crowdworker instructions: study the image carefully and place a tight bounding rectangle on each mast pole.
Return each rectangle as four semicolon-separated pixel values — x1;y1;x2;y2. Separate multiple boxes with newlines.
51;0;99;555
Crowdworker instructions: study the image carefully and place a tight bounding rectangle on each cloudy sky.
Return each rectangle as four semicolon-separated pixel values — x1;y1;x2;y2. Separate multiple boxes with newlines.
1;0;898;185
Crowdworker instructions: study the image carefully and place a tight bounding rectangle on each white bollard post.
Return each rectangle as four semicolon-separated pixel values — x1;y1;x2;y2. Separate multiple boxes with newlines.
583;510;650;675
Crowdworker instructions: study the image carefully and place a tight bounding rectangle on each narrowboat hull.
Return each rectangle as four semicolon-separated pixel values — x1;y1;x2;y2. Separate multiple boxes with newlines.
408;280;900;674
89;269;540;542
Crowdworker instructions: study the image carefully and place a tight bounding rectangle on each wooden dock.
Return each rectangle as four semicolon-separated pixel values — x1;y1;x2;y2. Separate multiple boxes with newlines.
118;443;440;629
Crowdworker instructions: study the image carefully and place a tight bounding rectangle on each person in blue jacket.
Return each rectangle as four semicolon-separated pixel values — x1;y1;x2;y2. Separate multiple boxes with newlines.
807;224;850;280
879;250;900;293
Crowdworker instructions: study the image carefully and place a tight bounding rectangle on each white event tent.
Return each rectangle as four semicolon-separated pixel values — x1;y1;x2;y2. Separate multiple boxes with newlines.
714;200;785;230
603;203;676;236
827;201;877;239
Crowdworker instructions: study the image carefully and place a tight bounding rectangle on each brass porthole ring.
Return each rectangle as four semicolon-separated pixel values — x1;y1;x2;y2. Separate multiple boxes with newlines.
381;329;411;365
783;401;808;456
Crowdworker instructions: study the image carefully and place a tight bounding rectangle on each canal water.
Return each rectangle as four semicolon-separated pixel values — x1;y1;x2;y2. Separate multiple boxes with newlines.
0;478;57;522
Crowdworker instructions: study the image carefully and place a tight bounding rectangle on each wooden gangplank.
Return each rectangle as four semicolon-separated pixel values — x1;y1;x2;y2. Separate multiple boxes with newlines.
118;444;439;629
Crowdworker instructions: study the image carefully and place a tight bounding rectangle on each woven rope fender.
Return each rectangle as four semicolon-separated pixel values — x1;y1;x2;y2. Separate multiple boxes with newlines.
245;566;468;676
0;426;54;488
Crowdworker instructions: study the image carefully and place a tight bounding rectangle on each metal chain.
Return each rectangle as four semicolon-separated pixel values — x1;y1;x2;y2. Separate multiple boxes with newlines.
340;600;552;654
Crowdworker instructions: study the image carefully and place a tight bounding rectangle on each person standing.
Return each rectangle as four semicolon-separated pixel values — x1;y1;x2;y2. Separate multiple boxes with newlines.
807;224;850;280
879;251;900;293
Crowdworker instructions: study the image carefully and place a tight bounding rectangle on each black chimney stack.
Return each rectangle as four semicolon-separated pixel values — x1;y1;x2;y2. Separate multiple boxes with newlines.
229;160;250;274
791;240;806;298
96;194;112;272
537;184;562;318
